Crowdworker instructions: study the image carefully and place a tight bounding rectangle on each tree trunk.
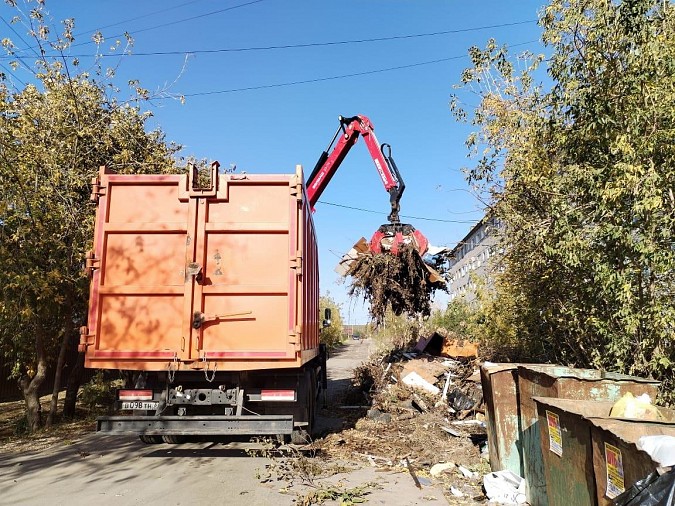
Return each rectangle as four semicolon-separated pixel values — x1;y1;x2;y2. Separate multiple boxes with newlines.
46;292;74;428
19;326;49;433
63;350;84;419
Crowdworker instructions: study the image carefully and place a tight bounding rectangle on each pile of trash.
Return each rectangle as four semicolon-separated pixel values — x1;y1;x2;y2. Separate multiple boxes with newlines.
314;329;488;502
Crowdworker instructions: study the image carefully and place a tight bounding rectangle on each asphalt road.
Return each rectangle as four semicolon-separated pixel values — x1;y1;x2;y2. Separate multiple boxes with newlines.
0;339;446;506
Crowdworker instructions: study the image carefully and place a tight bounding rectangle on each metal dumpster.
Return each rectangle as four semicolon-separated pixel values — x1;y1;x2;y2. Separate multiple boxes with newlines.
535;397;618;506
480;363;523;476
590;416;675;505
518;365;659;506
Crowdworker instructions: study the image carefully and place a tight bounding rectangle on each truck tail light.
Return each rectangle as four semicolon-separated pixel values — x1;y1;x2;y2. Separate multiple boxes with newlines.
118;389;153;401
260;390;296;402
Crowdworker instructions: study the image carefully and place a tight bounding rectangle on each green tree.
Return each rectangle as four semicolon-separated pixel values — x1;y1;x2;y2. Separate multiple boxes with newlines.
0;2;180;431
319;295;345;349
452;0;675;401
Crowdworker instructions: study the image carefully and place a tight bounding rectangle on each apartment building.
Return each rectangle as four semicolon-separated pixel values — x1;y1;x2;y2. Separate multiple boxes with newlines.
446;215;500;302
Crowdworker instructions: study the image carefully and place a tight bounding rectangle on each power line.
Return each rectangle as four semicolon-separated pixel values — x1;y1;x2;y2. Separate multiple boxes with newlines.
5;17;536;60
316;200;477;224
7;0;270;56
71;0;269;47
78;19;537;57
0;16;40;76
175;40;537;97
74;0;206;35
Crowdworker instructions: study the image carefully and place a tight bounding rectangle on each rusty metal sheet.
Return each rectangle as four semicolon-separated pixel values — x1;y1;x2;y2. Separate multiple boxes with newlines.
534;397;597;506
518;365;660;506
480;363;524;477
589;417;675;505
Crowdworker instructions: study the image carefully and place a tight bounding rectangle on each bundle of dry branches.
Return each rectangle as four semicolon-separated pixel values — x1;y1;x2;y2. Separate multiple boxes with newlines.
346;244;446;323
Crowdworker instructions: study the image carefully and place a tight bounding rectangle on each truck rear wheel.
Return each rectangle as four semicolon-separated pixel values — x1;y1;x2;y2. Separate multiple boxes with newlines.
139;435;162;444
161;435;187;444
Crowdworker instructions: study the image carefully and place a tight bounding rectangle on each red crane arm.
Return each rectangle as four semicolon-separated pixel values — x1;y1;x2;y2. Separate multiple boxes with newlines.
306;115;401;213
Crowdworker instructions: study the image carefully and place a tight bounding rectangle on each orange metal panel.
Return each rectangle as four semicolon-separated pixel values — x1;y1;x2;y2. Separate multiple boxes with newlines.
85;167;320;371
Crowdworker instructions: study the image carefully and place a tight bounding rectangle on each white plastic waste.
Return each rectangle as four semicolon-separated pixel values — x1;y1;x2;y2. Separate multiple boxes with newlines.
483;470;527;505
637;435;675;467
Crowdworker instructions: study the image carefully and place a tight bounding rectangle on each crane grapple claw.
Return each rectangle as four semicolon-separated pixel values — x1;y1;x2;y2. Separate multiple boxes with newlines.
369;223;429;256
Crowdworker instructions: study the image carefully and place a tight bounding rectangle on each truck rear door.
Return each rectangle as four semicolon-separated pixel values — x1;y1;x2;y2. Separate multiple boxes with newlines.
83;168;302;369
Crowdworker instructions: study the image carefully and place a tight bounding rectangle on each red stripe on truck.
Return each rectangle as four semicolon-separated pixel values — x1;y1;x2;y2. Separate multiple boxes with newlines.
260;390;296;402
118;390;153;400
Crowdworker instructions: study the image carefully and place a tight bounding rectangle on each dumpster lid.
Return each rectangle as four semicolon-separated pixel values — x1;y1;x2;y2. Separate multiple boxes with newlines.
518;364;660;384
587;417;675;446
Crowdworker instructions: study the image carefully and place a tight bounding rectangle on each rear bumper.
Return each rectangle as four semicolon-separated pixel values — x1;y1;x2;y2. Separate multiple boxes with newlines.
97;415;294;436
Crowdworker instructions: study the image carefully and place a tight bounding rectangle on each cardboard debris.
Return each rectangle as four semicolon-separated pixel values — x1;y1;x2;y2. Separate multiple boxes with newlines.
415;329;479;359
334;237;369;276
441;338;478;359
402;371;441;395
401;358;449;384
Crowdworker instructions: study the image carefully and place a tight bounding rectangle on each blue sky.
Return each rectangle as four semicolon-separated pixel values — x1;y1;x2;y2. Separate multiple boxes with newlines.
1;0;547;324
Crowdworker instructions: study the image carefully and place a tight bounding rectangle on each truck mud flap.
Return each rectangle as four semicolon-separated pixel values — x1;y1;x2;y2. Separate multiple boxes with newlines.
97;415;294;436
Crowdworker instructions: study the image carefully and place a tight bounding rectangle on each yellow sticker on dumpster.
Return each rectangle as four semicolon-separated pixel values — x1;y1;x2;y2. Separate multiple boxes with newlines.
546;410;563;456
605;443;625;499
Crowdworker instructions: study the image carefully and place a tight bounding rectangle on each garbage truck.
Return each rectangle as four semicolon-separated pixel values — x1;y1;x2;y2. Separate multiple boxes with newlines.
80;115;428;443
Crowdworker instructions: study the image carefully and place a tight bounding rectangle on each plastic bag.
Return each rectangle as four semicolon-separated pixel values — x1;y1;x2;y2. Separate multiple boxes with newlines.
483;470;527;505
447;388;475;411
613;468;675;506
610;392;663;420
637;436;675;467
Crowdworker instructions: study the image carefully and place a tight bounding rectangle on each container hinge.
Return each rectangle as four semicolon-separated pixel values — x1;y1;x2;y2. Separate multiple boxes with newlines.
90;177;106;203
289;181;303;201
85;250;100;276
78;326;94;352
290;255;303;270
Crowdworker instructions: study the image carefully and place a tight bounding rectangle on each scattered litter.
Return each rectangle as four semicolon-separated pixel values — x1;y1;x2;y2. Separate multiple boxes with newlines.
402;371;441;395
450;486;464;497
314;341;488;502
447;388;476;411
458;465;478;479
483;470;527;505
441;338;478;359
430;462;456;476
610;392;663;420
440;426;461;437
404;457;422;489
451;420;486;427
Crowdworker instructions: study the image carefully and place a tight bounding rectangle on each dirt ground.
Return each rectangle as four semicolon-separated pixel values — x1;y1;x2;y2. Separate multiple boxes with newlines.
0;392;97;454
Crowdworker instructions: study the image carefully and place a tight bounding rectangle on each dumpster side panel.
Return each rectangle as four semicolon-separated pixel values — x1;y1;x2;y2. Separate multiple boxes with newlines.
534;398;612;506
590;418;675;506
481;364;523;476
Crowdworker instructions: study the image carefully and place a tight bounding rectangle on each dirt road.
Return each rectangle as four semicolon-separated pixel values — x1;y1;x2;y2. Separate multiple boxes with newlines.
0;339;452;505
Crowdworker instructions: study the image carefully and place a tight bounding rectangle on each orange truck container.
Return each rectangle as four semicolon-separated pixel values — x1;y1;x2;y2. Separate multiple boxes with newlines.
81;164;326;443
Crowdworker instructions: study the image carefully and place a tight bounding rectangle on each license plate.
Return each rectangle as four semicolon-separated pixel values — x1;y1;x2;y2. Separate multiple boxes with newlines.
121;401;158;410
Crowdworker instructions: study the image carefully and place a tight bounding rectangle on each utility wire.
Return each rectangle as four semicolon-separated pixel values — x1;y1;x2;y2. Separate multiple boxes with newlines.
316;200;477;224
4;17;536;59
84;19;537;57
176;40;537;97
71;0;269;47
7;0;269;56
0;16;39;76
74;0;206;35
